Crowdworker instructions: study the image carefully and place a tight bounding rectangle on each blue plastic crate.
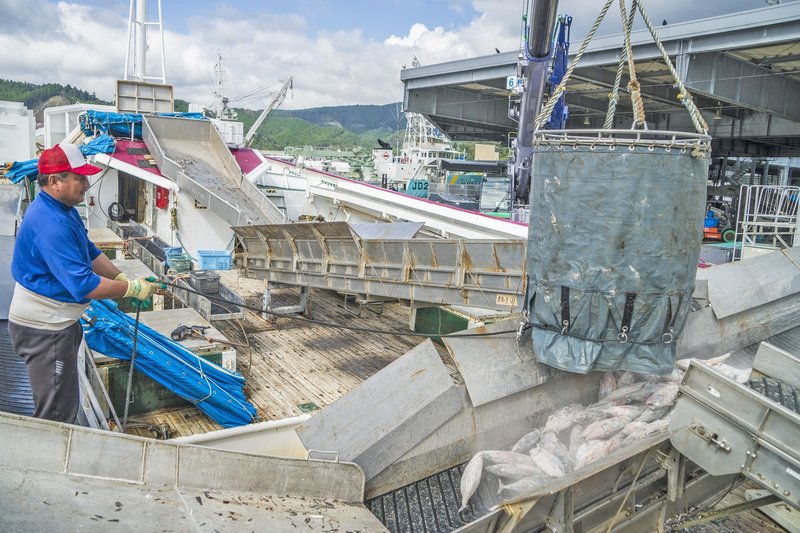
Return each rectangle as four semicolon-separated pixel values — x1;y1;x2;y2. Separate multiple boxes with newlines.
197;250;232;270
164;246;183;258
166;252;193;273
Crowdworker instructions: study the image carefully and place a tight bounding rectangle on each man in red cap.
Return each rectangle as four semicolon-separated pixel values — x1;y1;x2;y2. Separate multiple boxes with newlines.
8;143;161;424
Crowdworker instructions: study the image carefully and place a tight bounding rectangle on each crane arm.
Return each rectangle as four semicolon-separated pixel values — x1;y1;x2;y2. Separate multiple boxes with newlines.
244;76;293;147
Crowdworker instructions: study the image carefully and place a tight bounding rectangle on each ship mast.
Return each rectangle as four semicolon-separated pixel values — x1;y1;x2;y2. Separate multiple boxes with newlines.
124;0;167;84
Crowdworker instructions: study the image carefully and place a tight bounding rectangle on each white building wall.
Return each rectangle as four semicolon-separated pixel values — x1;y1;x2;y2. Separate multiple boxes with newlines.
0;101;36;161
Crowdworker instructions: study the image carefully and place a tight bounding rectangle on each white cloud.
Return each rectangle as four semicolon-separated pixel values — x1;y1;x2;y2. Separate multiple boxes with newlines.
0;0;784;110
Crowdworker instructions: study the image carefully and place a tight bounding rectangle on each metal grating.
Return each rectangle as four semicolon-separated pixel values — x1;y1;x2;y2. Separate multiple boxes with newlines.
761;324;800;356
748;377;799;413
0;322;34;416
367;463;481;533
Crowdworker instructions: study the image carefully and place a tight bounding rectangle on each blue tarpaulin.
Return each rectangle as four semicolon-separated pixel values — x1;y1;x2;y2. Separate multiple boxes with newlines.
80;110;206;138
82;299;257;428
3;134;117;184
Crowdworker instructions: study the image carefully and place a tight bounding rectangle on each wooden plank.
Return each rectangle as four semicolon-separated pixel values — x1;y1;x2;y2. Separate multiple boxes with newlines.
154;278;419;435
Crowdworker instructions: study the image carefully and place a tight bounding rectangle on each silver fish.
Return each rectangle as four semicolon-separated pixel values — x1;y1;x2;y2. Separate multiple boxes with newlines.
575;440;611;470
620;418;671;447
620;421;648;438
602;380;662;404
460;452;483;512
550;442;574;473
714;363;751;384
497;476;552;498
645;382;680;409
661;368;684;383
582;416;629;440
605;433;625;455
568;424;584;460
530;446;567;477
587;404;642;420
540;431;559;448
636;407;670;424
616;371;635;387
485;462;544;481
511;428;543;454
675;352;731;371
598;372;617;401
544;403;585;433
483;450;537;466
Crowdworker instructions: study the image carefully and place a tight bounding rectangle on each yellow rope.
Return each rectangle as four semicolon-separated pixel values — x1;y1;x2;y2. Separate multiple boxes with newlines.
620;0;646;128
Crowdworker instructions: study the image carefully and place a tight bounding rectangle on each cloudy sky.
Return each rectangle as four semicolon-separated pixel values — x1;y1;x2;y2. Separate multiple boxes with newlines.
0;0;789;110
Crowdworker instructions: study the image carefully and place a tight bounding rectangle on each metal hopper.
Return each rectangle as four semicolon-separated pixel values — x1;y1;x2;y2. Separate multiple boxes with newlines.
142;115;285;226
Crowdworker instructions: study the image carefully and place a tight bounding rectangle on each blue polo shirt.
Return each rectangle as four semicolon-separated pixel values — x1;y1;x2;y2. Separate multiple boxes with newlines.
11;190;103;304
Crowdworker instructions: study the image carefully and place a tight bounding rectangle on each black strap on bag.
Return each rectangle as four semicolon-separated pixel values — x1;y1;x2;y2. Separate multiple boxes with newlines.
619;292;636;343
560;286;570;333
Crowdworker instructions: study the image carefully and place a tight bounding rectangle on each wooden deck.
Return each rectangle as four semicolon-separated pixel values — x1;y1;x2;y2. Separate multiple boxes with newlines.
127;270;420;438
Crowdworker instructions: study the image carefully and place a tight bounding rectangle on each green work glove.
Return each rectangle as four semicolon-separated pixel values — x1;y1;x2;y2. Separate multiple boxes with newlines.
124;277;162;300
113;272;128;281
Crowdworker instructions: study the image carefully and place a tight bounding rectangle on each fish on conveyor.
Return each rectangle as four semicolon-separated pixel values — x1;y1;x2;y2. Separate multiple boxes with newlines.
460;452;484;512
540;431;559;449
568;425;584;460
543;403;586;433
549;441;575;473
660;367;685;383
635;406;670;423
529;446;567;477
511;428;543;454
497;476;553;498
586;404;643;420
485;462;545;481
620;418;671;447
713;363;752;384
482;450;537;466
582;416;629;440
675;352;731;371
616;371;635;387
645;382;680;409
598;372;617;401
574;440;611;470
619;421;648;438
601;380;661;404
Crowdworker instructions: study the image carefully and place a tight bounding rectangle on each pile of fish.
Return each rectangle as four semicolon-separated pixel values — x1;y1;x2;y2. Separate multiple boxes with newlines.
459;353;748;511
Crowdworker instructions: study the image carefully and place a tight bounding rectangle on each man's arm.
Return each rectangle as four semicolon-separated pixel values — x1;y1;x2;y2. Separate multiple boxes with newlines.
91;252;123;280
85;277;130;299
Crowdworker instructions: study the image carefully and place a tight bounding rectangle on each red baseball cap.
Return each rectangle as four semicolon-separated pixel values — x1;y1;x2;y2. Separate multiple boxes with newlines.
38;143;102;176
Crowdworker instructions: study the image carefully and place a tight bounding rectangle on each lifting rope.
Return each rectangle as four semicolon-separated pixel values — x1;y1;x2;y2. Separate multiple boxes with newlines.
534;0;709;135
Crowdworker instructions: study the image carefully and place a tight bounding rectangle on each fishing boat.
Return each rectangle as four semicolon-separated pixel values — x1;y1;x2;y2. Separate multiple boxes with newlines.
1;1;800;531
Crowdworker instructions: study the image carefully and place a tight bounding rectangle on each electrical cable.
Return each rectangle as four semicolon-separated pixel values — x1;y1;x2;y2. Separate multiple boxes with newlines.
158;279;518;340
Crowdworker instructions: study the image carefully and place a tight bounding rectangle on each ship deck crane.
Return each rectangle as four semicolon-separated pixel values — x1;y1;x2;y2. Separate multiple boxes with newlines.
243;76;293;147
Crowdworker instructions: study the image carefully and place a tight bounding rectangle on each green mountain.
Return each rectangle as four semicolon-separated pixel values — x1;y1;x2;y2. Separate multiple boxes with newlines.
274;103;405;134
234;106;405;151
0;78;110;110
0;78;404;151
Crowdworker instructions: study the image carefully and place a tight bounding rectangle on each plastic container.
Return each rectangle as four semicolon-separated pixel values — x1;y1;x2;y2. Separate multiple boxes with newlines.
164;246;184;258
189;270;220;293
197;250;232;271
166;252;193;273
